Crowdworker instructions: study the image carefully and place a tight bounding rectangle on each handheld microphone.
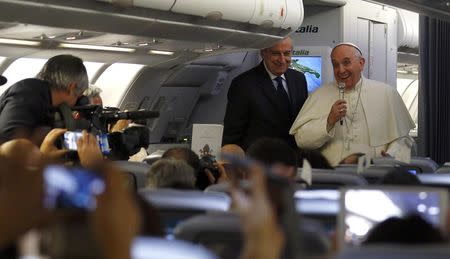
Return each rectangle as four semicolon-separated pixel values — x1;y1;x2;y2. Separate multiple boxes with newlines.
338;82;345;125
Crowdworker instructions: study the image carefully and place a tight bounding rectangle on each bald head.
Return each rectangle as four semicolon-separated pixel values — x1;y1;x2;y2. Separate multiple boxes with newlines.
221;144;245;157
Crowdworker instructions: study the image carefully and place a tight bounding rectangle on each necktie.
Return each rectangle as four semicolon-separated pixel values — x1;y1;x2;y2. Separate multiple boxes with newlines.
274;76;292;116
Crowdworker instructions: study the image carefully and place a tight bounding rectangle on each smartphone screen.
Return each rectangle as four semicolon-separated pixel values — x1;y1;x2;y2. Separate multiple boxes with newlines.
338;187;448;248
43;165;105;210
63;131;110;154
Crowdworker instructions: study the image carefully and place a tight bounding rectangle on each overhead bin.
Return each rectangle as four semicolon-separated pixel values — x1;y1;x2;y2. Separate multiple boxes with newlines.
249;0;286;28
282;0;304;30
97;0;175;11
397;9;419;48
249;0;304;30
170;0;256;23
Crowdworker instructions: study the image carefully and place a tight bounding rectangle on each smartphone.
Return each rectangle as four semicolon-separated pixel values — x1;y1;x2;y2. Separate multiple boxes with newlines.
63;131;111;154
338;186;448;249
43;165;105;210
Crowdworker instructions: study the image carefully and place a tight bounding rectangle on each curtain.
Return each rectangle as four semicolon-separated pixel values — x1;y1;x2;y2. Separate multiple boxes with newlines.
418;15;450;164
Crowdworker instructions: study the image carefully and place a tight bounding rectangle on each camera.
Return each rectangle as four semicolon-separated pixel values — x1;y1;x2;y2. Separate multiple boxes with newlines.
199;155;220;179
54;97;159;160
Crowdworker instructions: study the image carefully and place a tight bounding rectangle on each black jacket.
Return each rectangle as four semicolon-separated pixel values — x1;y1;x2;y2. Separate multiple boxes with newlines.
0;78;54;143
223;62;308;150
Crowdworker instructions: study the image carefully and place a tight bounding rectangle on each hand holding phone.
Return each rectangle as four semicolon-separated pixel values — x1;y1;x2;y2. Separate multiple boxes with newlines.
63;131;110;155
75;130;105;168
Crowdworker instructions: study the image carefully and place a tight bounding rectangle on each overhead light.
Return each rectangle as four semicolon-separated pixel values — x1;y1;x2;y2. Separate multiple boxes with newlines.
59;43;135;53
148;49;174;56
0;38;41;46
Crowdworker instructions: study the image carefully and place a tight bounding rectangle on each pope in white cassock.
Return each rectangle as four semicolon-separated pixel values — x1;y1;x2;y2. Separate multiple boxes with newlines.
289;43;415;166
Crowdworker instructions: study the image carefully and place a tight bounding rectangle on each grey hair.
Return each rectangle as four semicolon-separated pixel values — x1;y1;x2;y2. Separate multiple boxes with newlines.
146;159;196;189
36;55;89;95
83;85;102;98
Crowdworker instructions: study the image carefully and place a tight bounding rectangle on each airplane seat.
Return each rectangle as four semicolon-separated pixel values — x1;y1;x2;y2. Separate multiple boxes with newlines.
336;244;450;259
411;156;439;172
435;166;450;174
139;188;230;235
174;212;330;259
301;171;368;189
132;237;219;259
336;164;400;184
418;173;450;192
373;157;437;173
113;161;150;189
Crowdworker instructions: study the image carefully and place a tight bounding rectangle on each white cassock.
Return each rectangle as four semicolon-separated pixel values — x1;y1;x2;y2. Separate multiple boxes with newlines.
289;77;416;166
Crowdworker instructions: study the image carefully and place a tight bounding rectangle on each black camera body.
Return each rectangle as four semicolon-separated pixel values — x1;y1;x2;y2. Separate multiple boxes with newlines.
54;98;158;160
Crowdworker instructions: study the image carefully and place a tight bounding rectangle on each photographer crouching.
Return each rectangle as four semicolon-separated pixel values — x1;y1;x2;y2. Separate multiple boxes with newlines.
0;55;89;146
54;85;158;161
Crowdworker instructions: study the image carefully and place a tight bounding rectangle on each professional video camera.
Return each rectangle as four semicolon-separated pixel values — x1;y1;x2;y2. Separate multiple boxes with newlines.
54;96;159;160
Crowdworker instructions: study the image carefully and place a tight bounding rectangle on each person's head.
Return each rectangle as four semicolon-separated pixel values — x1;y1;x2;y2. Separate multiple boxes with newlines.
83;85;103;106
331;43;365;90
260;37;293;76
297;149;333;169
364;214;445;244
162;147;200;171
146;159;196;189
37;55;89;107
246;138;297;180
219;144;247;180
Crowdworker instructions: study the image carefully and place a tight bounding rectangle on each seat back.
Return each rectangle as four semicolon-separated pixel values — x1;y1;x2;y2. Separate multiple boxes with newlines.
418;173;450;194
132;237;218;259
139;188;230;235
336;244;450;259
372;157;426;174
306;171;368;189
336;164;400;184
174;212;330;259
114;161;150;189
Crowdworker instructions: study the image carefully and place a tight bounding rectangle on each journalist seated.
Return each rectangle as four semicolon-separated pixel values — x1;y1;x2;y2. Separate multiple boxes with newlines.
146;159;196;189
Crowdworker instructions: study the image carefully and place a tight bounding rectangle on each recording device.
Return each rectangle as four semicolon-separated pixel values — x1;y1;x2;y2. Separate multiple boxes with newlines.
219;153;303;259
63;131;110;154
338;82;345;125
43;165;105;210
54;97;158;160
337;186;448;249
199;155;220;179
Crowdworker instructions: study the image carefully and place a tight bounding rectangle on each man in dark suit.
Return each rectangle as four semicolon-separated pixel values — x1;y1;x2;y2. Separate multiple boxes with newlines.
223;37;308;150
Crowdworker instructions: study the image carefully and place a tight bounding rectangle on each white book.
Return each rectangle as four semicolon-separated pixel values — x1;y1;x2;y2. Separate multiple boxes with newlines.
191;124;223;159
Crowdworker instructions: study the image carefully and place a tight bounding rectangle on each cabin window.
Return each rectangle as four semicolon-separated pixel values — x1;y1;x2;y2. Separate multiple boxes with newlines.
0;58;47;96
397;76;418;137
84;61;105;83
93;63;145;107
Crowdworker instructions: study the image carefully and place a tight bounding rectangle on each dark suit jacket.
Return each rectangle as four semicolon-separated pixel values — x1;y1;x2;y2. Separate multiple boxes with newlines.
223;62;308;150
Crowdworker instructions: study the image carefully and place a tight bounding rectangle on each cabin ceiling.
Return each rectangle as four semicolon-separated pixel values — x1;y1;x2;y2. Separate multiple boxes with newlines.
373;0;450;21
0;0;293;66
